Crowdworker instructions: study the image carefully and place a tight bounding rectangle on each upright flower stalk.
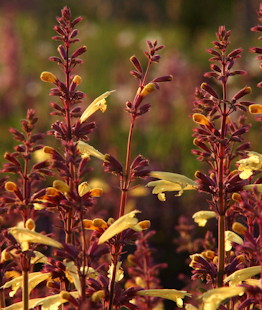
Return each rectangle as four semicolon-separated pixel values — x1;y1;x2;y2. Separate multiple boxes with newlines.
193;26;253;287
107;41;172;310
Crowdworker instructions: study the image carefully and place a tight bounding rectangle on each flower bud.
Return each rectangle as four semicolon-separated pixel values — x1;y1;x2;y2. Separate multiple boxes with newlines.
90;188;103;197
72;75;82;85
93;218;108;229
130;55;143;73
200;82;219;99
5;182;18;192
232;193;242;202
40;71;57;83
140;83;156;97
232;222;247;236
232;86;252;101
83;219;93;229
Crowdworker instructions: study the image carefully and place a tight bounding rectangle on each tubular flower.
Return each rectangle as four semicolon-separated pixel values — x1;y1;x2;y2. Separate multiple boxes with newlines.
192;211;216;227
98;210;144;244
108;262;124;282
63;260;81;295
243;184;262;192
225;231;243;251
200;286;245;310
78;181;103;197
83;218;108;232
40;71;57;83
137;289;191;308
249;104;262;114
32;291;80;310
76;141;106;161
224;266;261;286
8;226;62;251
1;272;51;297
236;151;262;179
192;113;211;126
147;171;197;200
80;90;115;123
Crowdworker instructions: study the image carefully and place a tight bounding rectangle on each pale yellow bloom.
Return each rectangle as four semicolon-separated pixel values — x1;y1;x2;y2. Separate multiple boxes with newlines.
40;71;57;83
137;289;191;308
147;171;197;200
200;286;245;310
243;184;262;192
1;272;51;297
9;227;62;251
224;266;261;286
77;141;106;161
80;90;115;123
33;148;51;162
192;211;216;227
72;75;82;85
2;298;42;310
108;262;124;282
31;251;49;265
98;210;142;244
78;181;103;197
32;291;80;310
244;279;262;288
53;180;70;193
237;151;262;179
225;231;243;251
185;304;198;310
63;260;81;295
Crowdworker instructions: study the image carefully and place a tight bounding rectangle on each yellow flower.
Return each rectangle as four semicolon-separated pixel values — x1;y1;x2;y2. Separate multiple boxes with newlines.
83;218;108;231
192;113;210;126
1;272;51;297
40;71;57;83
1;298;43;310
225;231;243;251
224;266;261;286
249;104;262;114
237;151;262;179
200;286;245;310
78;181;103;197
98;210;142;244
80;90;115;123
147;171;197;200
192;211;216;227
53;180;70;193
9;227;62;251
32;291;80;310
77;141;106;161
136;289;191;308
108;262;124;282
63;260;81;295
243;184;262;192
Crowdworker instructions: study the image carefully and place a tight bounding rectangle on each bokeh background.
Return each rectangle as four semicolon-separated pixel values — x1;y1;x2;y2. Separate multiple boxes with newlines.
0;0;261;308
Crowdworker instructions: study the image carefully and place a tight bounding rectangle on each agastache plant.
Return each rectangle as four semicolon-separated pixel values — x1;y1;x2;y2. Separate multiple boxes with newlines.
0;4;261;310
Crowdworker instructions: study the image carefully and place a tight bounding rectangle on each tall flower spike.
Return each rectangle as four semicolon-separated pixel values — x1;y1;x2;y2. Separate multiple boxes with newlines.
80;90;115;123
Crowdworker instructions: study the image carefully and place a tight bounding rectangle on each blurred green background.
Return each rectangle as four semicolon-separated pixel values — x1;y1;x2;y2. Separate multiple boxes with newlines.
0;0;261;307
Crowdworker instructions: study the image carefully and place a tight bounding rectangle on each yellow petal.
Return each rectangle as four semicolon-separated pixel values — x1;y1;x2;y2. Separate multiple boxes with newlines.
63;260;81;295
9;227;62;250
192;211;216;227
249;104;262;114
224;266;261;286
137;289;191;308
1;272;51;297
2;298;43;310
32;291;79;310
243;184;262;192
200;286;245;310
108;262;124;282
53;180;70;193
98;210;142;244
77;141;105;161
225;231;243;251
78;182;91;197
80;90;115;123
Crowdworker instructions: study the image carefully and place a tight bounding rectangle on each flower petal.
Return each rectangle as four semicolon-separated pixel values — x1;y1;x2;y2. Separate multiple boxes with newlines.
192;211;216;227
224;266;261;286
